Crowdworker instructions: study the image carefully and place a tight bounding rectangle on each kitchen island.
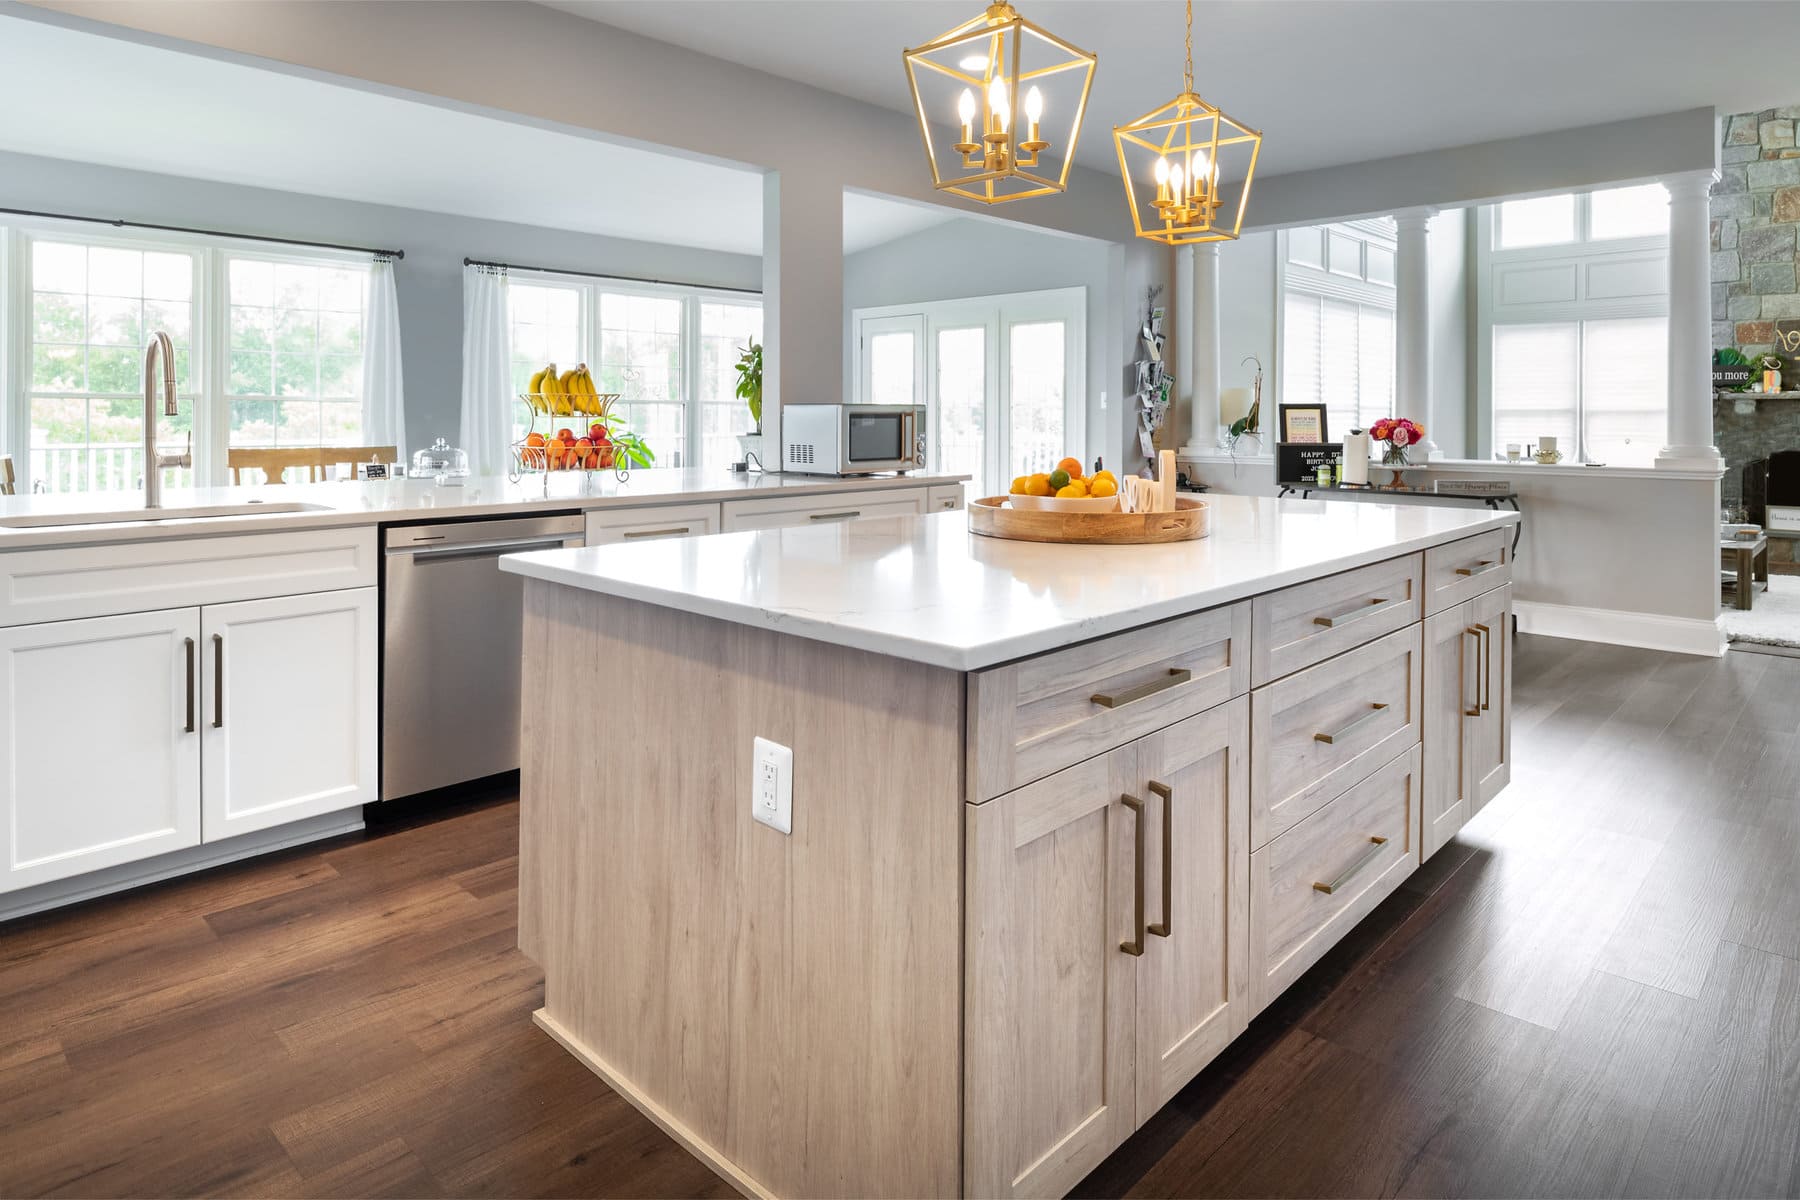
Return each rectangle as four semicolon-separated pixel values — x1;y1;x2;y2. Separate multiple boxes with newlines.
501;495;1520;1199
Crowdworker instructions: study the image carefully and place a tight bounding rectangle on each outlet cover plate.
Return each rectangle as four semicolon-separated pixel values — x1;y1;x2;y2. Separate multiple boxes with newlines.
752;736;792;835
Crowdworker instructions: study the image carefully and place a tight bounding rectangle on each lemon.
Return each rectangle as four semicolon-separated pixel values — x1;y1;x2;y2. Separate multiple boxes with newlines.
1093;470;1117;487
1090;477;1118;498
1056;481;1089;499
1010;476;1030;495
1025;473;1054;497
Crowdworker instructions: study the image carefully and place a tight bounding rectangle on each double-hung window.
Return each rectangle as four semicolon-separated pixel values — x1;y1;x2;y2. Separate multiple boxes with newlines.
504;272;761;471
1480;184;1669;465
4;223;373;493
1279;219;1397;438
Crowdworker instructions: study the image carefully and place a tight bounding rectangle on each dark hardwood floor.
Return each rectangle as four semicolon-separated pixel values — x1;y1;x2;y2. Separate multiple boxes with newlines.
2;635;1797;1198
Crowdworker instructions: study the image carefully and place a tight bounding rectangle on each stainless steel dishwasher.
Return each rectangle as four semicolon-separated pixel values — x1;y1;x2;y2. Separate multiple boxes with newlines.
382;513;584;800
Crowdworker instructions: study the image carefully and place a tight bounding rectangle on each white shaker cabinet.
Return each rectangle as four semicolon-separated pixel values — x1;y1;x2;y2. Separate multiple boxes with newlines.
201;588;378;842
719;487;931;532
0;608;203;891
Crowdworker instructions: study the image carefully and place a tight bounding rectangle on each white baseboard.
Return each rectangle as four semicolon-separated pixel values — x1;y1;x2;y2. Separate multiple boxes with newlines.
0;809;366;923
1515;600;1726;658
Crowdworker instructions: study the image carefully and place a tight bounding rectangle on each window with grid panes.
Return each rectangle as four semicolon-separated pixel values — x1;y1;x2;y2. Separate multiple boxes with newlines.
1280;220;1397;439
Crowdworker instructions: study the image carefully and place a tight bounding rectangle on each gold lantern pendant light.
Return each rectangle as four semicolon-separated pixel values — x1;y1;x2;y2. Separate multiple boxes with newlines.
903;2;1097;205
1112;0;1262;243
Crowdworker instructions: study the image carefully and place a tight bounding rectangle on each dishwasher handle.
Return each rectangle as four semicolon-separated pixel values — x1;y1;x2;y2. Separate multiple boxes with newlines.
392;535;578;563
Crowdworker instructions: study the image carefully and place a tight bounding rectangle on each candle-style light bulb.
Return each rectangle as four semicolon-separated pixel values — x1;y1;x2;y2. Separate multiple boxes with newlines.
1170;163;1185;207
1191;149;1212;192
1025;86;1044;125
1154;156;1171;205
988;77;1010;133
958;88;977;126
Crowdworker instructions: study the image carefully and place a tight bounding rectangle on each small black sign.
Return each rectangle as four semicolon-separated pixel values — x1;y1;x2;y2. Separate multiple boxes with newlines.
1277;441;1342;485
1713;365;1752;388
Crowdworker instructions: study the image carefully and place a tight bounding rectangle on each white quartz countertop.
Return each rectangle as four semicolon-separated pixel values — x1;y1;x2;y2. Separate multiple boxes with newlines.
0;469;965;550
499;494;1520;671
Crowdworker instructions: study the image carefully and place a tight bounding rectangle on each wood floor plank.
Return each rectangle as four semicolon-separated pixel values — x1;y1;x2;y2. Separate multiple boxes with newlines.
1594;814;1756;998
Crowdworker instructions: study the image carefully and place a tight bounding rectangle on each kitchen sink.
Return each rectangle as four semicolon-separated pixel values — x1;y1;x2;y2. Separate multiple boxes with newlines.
0;501;333;529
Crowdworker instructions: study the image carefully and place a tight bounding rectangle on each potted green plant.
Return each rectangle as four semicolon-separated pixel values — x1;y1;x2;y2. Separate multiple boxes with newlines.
734;340;764;464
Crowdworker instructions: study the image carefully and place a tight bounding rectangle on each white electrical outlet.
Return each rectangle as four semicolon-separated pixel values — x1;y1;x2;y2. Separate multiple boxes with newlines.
751;736;793;835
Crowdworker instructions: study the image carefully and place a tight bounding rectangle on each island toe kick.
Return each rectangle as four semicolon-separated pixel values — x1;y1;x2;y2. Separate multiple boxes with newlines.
517;529;1514;1200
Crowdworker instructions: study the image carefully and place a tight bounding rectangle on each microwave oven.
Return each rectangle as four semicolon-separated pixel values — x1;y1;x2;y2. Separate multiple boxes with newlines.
781;404;926;475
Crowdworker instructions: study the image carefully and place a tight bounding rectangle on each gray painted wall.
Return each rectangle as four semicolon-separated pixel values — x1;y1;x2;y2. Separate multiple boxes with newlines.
842;217;1171;473
0;147;762;451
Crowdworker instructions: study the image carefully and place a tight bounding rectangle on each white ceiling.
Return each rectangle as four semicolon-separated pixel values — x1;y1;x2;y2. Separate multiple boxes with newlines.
0;13;956;257
545;0;1800;179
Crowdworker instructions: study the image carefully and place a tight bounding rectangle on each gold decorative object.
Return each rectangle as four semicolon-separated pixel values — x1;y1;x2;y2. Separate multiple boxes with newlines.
1112;0;1261;244
903;2;1096;205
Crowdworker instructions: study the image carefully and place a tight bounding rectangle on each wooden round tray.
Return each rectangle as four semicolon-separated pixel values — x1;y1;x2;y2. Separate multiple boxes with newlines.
968;495;1210;545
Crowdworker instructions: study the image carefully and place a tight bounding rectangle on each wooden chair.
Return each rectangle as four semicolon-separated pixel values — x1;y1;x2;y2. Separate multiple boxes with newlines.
0;455;14;495
229;446;399;485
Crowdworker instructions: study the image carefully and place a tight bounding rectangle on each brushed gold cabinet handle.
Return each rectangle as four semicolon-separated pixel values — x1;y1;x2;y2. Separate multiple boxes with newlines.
1314;702;1389;745
212;633;224;729
621;526;692;539
1147;780;1173;938
1456;560;1501;577
1475;623;1492;711
1462;628;1482;717
1313;836;1390;895
1312;596;1405;628
183;637;196;734
1092;667;1191;709
1120;793;1146;957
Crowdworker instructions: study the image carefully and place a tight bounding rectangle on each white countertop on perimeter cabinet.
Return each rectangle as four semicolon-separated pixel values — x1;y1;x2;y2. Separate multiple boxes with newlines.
500;494;1520;671
0;470;967;550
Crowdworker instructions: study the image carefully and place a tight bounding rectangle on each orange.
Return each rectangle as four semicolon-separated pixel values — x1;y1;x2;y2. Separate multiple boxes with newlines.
1090;478;1118;498
525;432;546;448
1056;456;1084;477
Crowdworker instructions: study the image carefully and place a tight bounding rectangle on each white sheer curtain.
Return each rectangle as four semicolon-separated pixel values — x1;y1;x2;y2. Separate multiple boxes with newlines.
362;256;406;455
459;263;512;476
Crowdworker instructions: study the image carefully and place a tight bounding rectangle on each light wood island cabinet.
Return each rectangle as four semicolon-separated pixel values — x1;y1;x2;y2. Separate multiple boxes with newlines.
511;513;1516;1200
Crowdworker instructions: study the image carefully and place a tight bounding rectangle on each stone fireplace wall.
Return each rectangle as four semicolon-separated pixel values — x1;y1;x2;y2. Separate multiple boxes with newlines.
1712;106;1800;505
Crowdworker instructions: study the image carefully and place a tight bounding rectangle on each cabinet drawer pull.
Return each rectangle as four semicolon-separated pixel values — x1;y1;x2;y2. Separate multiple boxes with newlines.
1455;560;1501;578
183;637;196;733
212;634;224;729
1314;701;1390;745
1463;628;1482;717
621;526;692;539
1120;793;1146;957
1147;780;1173;938
1313;836;1390;895
1312;596;1405;629
1091;667;1191;710
1474;623;1492;711
808;510;862;522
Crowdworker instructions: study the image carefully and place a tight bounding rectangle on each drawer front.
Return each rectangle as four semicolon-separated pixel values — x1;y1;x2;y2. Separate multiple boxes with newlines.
969;602;1250;801
584;502;721;544
0;527;378;627
1250;623;1421;847
1251;554;1421;685
927;485;965;512
1248;744;1419;1012
719;487;927;531
1422;530;1511;615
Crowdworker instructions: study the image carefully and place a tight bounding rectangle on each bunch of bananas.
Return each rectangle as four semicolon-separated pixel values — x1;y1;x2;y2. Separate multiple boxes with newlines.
525;363;614;417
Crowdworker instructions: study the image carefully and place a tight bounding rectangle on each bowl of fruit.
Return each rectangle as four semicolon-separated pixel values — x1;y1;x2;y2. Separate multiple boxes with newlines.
1006;458;1120;512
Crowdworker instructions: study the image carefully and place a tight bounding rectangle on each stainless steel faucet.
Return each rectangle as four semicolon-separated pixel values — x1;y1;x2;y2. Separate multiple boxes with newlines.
143;331;190;509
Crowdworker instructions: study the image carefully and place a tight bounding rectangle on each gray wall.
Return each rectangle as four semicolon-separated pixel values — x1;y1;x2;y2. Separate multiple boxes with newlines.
843;217;1170;473
0;148;763;454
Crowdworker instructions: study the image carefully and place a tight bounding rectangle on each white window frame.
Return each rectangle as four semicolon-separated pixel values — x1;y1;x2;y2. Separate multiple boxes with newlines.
1275;219;1398;436
2;217;373;492
1475;193;1669;463
508;268;762;471
851;286;1086;493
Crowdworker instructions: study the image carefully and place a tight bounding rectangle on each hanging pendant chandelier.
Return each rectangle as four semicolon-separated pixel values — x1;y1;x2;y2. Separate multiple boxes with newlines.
903;3;1097;205
1112;0;1261;244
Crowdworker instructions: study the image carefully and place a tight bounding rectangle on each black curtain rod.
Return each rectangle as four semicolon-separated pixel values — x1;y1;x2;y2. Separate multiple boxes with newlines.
464;257;760;296
0;206;403;260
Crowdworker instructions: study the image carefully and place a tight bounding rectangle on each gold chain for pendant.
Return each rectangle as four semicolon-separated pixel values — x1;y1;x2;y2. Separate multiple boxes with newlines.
1183;0;1193;92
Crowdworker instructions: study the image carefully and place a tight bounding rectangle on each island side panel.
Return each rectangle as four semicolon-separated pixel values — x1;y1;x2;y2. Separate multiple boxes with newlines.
519;580;965;1199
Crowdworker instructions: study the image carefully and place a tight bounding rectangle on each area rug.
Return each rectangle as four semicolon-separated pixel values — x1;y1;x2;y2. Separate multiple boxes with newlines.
1720;571;1800;648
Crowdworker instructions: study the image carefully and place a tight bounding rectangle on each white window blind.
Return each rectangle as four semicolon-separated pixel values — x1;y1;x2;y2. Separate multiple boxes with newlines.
1280;220;1397;439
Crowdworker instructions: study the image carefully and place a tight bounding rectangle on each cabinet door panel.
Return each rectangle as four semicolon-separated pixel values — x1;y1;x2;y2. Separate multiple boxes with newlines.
1471;584;1512;810
0;608;200;892
1420;601;1477;861
1135;697;1250;1116
202;588;377;842
965;746;1138;1199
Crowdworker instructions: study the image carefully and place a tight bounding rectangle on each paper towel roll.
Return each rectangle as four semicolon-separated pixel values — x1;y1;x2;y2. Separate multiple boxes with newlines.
1342;429;1371;486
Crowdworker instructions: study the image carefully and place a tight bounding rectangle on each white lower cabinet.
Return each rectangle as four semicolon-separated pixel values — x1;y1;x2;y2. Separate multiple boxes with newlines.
1420;582;1512;861
0;608;202;892
201;588;378;842
0;586;377;894
719;486;930;531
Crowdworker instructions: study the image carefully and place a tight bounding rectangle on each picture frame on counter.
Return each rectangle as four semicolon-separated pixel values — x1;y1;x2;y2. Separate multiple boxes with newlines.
1278;403;1328;444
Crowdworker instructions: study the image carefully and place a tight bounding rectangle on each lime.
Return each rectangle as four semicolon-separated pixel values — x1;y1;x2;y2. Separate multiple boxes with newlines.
1048;468;1071;491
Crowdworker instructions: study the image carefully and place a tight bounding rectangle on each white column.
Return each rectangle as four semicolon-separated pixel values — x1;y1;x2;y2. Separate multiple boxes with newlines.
1178;243;1223;454
1657;170;1725;471
1393;207;1439;459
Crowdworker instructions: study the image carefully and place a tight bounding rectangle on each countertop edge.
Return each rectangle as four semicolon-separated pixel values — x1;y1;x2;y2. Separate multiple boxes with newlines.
500;507;1521;672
